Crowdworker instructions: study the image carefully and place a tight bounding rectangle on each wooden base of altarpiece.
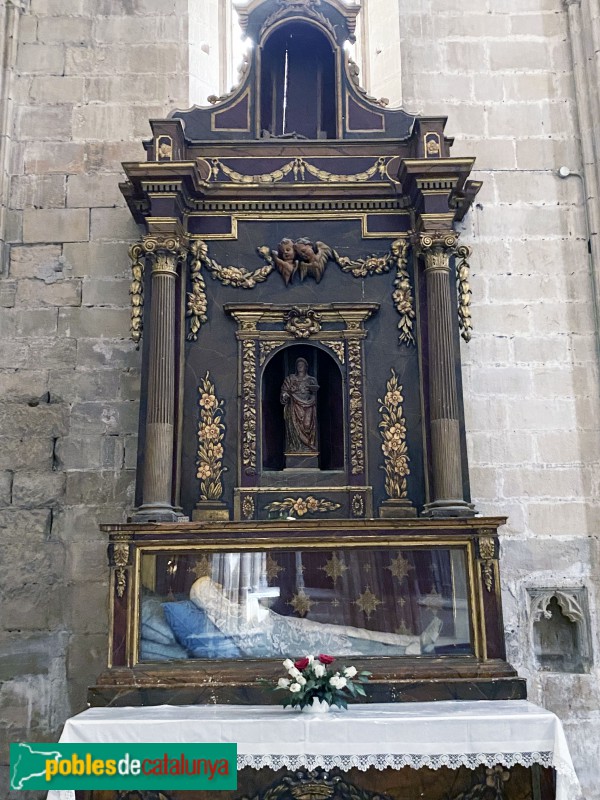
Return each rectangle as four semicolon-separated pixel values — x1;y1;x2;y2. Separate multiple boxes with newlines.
74;764;556;800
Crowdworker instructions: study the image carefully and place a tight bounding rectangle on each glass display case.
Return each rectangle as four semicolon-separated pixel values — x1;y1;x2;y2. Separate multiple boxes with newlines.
93;517;525;706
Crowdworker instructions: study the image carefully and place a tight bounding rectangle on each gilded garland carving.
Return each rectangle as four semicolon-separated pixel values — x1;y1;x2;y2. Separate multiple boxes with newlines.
186;240;415;346
187;241;208;341
196;372;226;501
242;340;257;473
478;536;495;593
322;340;345;364
348;339;365;475
456;244;473;343
264;496;341;516
113;542;130;599
128;243;144;345
391;239;415;345
209;156;388;185
379;370;410;499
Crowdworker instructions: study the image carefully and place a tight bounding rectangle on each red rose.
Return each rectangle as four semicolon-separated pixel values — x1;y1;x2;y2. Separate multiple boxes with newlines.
295;657;310;670
318;654;335;665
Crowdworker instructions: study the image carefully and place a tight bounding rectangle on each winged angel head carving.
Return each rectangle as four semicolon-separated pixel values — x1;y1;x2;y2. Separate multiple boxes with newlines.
272;238;333;285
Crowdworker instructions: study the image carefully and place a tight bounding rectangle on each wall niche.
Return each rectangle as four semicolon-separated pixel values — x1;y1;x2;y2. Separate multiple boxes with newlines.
528;588;592;674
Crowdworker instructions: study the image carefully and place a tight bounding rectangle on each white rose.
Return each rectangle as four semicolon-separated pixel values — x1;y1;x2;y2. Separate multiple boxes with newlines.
297;675;307;686
283;659;294;670
329;675;340;689
344;666;357;678
313;663;326;678
278;678;291;688
289;682;302;693
307;655;315;664
336;676;347;689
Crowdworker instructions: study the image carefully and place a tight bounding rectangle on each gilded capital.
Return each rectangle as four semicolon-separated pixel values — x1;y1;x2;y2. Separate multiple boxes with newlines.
417;232;459;273
142;234;187;276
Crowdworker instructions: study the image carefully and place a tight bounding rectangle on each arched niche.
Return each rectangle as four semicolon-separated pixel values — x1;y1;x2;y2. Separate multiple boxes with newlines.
262;344;344;471
259;20;337;139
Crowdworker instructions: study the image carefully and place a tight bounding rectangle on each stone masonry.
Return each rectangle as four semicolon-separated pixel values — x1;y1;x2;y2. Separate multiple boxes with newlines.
0;1;599;798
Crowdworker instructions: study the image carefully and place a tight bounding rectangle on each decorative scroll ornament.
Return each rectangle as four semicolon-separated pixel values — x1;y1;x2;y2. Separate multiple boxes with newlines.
348;339;365;475
379;370;410;499
456;244;473;342
285;307;322;338
209;156;388;185
391;239;416;345
196;372;226;501
262;0;338;42
478;536;496;593
113;542;130;598
242;341;257;473
264;496;341;516
207;53;250;105
347;57;389;107
128;243;144;344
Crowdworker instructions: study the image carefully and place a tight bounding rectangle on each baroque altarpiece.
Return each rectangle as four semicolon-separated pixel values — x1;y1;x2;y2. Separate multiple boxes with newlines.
91;1;556;798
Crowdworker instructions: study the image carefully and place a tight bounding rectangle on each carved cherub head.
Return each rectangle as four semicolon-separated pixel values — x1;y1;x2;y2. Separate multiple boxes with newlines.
294;238;316;261
278;238;295;262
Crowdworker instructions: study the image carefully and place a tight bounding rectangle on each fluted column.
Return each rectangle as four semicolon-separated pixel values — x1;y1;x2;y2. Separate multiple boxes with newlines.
420;232;475;517
133;235;187;522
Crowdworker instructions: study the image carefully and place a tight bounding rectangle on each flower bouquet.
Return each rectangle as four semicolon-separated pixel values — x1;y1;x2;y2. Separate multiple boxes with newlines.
275;654;371;711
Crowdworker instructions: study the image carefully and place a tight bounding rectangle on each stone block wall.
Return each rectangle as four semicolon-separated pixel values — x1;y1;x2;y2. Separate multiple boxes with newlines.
390;0;599;794
0;0;599;798
0;2;222;797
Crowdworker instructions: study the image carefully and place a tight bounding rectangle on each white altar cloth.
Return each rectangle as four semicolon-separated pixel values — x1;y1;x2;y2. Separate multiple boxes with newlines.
47;700;582;800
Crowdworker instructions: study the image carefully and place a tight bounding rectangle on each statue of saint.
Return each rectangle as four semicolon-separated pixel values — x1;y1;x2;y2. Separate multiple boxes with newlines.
280;358;319;454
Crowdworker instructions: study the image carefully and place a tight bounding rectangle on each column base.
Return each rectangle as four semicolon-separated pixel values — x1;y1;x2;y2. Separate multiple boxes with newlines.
192;500;230;521
421;499;476;518
378;498;417;518
130;503;189;523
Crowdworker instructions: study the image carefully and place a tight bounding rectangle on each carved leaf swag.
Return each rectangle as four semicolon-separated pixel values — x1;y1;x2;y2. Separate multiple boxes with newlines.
456;244;473;343
264;496;341;517
209;156;387;185
187;240;273;341
196;371;226;501
184;240;416;345
129;243;144;345
379;370;410;500
113;542;130;599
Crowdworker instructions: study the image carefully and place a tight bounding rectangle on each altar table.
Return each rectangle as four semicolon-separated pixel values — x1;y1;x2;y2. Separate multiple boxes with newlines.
47;700;582;800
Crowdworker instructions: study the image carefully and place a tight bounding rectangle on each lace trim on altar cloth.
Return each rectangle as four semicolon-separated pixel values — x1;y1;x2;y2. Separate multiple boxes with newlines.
238;751;559;772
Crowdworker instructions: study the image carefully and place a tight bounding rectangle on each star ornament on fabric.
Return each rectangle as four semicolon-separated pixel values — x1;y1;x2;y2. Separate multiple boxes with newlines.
387;553;413;582
354;586;382;619
289;591;313;617
320;554;348;584
266;554;284;582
